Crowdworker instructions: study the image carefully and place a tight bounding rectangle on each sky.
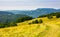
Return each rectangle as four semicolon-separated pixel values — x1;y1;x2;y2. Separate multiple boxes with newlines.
0;0;60;10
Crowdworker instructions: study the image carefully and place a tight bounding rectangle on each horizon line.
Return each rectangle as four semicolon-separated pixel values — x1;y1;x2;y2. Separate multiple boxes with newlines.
0;8;60;11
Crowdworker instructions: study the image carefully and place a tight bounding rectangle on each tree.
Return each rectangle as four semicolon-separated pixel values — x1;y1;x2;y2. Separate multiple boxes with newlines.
56;14;60;18
32;20;38;24
16;16;33;23
8;22;17;27
47;16;53;19
39;19;43;23
0;22;5;28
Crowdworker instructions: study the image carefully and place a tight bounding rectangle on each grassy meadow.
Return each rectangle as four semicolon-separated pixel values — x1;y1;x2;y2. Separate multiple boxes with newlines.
0;16;60;37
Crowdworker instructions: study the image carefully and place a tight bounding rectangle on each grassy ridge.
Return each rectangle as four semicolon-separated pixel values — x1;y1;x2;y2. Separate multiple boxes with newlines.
0;17;60;37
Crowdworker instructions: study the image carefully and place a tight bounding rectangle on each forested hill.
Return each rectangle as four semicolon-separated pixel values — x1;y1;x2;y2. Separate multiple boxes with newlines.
7;8;60;17
0;11;14;15
38;12;60;18
0;11;30;23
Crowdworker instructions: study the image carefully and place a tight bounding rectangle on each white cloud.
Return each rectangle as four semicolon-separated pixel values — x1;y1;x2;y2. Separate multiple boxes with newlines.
0;0;60;10
0;6;41;10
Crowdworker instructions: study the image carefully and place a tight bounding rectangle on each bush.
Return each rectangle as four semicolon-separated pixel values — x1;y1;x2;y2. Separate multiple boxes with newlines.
56;14;60;18
34;20;39;23
7;22;17;27
31;20;39;24
0;22;17;28
29;19;43;25
29;23;32;25
47;16;53;19
0;23;5;28
39;19;43;23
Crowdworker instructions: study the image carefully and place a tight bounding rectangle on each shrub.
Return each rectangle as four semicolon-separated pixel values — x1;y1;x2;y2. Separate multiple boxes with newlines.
56;14;60;18
39;19;43;23
34;20;39;23
32;20;38;24
47;16;53;19
28;19;43;25
29;23;31;25
8;22;17;27
0;23;5;28
0;22;17;28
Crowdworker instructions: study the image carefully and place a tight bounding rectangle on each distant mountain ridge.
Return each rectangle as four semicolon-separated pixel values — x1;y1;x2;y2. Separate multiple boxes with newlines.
0;11;14;15
0;11;29;23
0;8;60;23
0;8;60;27
7;8;60;17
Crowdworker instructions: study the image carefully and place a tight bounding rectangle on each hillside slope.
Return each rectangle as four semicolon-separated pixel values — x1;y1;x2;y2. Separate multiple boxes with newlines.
7;8;60;17
0;17;60;37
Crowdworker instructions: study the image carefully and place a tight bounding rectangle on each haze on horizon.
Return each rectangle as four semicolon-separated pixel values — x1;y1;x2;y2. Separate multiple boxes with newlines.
0;0;60;10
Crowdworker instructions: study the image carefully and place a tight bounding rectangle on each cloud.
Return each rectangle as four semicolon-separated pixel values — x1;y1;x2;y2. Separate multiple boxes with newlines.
0;0;60;10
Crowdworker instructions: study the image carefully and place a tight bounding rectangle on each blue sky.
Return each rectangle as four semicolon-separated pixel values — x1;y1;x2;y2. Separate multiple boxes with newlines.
0;0;60;10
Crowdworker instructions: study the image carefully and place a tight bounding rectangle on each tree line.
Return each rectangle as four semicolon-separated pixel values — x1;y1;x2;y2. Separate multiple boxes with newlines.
0;16;33;28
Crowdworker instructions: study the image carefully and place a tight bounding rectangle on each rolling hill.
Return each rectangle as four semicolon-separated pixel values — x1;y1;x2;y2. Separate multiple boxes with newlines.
7;8;60;17
0;9;60;37
0;11;30;23
0;11;14;15
38;12;60;18
0;8;60;23
0;16;60;37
